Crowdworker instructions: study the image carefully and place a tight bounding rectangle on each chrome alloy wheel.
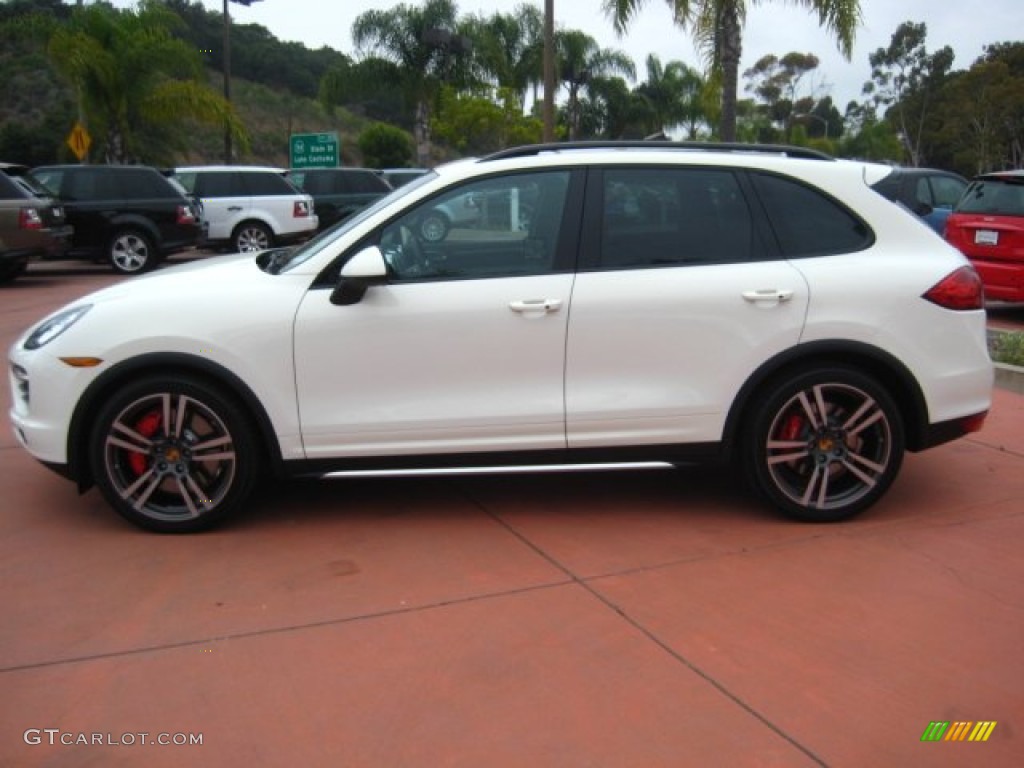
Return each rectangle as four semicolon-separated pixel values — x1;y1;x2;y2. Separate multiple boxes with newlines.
235;223;271;252
109;231;153;273
102;392;237;523
763;381;894;513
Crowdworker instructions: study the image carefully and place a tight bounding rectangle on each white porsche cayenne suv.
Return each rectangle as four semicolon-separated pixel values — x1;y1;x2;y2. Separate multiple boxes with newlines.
8;142;993;532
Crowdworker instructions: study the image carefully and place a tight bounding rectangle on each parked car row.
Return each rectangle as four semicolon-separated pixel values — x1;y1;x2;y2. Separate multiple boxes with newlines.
871;164;1023;303
0;163;431;281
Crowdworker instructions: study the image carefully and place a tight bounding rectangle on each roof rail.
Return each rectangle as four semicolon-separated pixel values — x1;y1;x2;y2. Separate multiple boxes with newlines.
481;140;834;162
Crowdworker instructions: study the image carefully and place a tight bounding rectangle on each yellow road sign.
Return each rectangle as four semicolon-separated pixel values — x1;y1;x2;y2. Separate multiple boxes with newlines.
67;122;92;161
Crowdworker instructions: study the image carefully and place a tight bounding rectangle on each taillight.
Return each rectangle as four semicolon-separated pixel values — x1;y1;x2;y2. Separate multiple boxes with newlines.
19;207;43;230
176;204;195;225
922;265;984;310
293;200;310;218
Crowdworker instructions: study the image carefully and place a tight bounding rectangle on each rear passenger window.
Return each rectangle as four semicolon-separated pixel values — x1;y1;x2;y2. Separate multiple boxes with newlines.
195;172;238;198
243;172;296;196
599;168;761;268
751;172;872;257
66;169;119;201
120;171;174;198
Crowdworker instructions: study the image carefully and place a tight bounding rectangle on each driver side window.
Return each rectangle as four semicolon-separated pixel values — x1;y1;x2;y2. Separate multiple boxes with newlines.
379;171;570;281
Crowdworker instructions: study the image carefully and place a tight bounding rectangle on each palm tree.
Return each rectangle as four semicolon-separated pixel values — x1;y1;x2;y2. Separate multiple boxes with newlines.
353;0;471;166
558;30;636;139
48;2;246;164
602;0;861;141
636;54;706;137
467;4;545;111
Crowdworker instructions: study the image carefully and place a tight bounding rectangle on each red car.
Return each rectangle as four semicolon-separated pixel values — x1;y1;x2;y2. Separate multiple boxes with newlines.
944;170;1024;302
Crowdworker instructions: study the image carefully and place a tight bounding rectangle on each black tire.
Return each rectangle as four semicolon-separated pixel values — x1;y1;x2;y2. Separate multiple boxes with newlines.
233;221;273;252
0;258;28;284
108;229;157;274
418;210;450;242
743;366;905;522
89;375;260;532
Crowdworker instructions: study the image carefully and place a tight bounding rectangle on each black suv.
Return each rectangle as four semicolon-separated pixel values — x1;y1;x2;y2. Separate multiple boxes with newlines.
0;163;72;283
30;165;201;274
286;167;391;230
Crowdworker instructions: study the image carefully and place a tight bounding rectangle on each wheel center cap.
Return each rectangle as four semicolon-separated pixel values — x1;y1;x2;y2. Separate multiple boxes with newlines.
165;447;181;462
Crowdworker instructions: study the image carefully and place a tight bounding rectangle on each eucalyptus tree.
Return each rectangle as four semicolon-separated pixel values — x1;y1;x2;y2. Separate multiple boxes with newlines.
862;21;953;166
352;0;474;166
47;0;246;164
603;0;861;141
557;29;636;139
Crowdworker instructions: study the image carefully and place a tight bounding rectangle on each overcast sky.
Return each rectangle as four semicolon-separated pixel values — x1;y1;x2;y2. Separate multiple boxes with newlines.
120;0;1021;108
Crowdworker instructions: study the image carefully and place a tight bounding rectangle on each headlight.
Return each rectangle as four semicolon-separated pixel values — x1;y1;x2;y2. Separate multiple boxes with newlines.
23;305;92;350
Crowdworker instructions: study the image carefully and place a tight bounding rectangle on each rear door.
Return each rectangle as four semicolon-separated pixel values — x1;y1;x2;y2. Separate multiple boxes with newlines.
566;166;809;448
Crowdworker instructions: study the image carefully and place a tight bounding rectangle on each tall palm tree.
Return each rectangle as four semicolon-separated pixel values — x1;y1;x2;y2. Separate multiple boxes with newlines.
48;1;246;164
353;0;470;166
602;0;861;141
558;30;636;139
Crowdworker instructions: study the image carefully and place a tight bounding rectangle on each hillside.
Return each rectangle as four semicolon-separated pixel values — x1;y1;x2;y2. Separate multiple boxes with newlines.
0;0;381;167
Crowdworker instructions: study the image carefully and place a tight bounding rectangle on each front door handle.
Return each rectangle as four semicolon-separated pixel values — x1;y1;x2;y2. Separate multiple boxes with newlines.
509;298;562;314
227;206;244;212
742;289;794;304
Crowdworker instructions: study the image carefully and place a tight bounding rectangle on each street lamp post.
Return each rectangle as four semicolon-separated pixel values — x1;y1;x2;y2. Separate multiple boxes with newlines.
223;0;263;164
794;112;829;140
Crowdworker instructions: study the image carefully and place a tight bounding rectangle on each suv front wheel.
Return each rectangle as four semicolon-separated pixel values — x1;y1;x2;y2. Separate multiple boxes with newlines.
109;229;157;274
743;366;905;522
89;375;260;532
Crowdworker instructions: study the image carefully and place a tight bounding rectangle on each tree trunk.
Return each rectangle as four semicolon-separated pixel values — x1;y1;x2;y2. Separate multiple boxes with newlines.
414;98;431;167
105;123;126;165
718;3;743;142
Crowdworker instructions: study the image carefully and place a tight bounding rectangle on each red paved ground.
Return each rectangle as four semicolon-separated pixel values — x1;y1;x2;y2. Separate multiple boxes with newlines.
1;264;1021;767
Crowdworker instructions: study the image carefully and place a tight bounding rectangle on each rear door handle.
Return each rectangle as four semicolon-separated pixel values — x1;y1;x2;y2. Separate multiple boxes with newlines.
227;206;244;212
509;298;563;314
742;289;794;303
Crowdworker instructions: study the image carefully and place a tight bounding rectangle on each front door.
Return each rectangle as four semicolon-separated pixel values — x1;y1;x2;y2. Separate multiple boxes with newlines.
293;169;581;459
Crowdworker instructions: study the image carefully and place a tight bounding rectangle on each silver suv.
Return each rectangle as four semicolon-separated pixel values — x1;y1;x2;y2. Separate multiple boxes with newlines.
171;166;317;252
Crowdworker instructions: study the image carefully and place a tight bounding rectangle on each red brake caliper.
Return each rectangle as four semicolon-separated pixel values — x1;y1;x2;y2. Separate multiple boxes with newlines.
779;413;804;442
128;410;162;476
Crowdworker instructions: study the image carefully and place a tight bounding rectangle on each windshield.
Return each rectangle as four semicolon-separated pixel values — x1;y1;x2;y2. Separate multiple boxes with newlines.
268;170;438;274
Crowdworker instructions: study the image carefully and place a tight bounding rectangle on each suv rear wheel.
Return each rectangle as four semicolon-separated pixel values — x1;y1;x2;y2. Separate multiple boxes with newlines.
233;221;272;252
744;366;905;522
109;229;156;274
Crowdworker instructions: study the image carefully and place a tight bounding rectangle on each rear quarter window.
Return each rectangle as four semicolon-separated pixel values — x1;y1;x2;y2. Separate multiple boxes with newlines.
751;172;873;258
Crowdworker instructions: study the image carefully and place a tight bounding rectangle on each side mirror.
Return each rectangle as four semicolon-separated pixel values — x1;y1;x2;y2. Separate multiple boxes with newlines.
331;245;389;306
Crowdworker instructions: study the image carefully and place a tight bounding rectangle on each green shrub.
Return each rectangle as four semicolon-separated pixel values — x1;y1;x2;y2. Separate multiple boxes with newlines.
990;331;1024;367
358;123;413;169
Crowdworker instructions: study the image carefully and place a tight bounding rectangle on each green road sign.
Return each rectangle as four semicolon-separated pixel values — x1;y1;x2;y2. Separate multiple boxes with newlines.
290;132;339;169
